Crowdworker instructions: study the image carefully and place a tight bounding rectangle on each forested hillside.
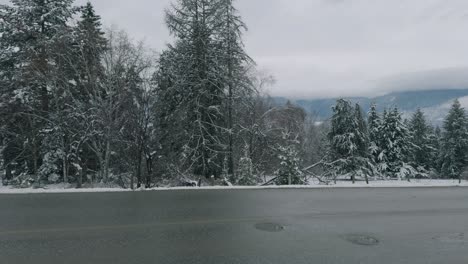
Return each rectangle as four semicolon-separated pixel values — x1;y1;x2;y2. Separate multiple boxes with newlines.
278;89;468;124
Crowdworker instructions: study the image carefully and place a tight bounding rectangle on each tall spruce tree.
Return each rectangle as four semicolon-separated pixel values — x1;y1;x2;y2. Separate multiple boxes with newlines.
67;1;107;186
164;0;226;178
74;1;107;96
378;107;415;181
160;0;254;179
367;103;381;177
431;126;443;173
275;132;304;185
354;103;372;184
0;0;75;182
218;0;254;177
408;109;434;174
326;100;372;184
440;100;468;183
37;1;107;186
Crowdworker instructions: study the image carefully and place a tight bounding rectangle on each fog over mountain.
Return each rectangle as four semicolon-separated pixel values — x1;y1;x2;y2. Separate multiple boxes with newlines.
276;89;468;124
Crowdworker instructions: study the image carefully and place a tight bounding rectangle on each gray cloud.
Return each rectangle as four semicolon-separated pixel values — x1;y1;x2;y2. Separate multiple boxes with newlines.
375;67;468;94
3;0;468;99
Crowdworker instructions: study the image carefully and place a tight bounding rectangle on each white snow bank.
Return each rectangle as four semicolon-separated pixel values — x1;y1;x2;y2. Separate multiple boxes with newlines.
308;179;468;188
0;180;467;194
0;183;133;194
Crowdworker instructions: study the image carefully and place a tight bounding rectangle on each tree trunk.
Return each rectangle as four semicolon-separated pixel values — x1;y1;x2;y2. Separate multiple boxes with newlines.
33;144;39;183
77;167;83;189
226;1;234;177
136;151;142;189
130;169;134;190
145;154;152;188
227;82;234;176
5;165;12;181
104;140;111;182
63;157;67;183
96;153;104;181
83;162;88;184
62;136;68;183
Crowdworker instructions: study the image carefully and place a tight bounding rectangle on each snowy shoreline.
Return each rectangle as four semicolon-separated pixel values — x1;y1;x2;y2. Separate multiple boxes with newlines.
0;180;467;194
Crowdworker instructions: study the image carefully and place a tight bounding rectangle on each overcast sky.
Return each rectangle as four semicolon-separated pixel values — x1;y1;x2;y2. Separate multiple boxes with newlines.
4;0;468;99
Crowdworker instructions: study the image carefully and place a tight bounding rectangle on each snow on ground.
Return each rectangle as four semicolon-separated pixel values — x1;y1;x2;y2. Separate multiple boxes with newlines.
0;179;467;194
307;179;468;188
0;183;133;194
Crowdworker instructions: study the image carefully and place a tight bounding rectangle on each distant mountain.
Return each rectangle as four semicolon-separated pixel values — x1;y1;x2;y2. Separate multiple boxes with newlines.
275;89;468;125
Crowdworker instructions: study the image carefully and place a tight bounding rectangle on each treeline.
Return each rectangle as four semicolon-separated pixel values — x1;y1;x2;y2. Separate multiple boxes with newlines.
0;0;316;188
313;99;468;184
0;1;466;189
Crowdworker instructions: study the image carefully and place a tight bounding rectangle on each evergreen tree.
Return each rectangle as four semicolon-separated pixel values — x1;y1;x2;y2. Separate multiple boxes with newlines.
218;0;254;177
275;132;304;185
164;0;226;178
326;100;372;184
236;145;256;185
367;103;381;177
378;107;415;180
160;0;254;179
0;0;76;182
431;126;443;173
77;2;107;62
73;1;107;98
354;104;368;157
354;103;373;184
66;1;108;186
440;100;468;183
408;109;434;174
1;0;75;114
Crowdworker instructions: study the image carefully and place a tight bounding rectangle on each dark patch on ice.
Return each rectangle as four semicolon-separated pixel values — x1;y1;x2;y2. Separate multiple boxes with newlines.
254;223;284;232
344;234;380;246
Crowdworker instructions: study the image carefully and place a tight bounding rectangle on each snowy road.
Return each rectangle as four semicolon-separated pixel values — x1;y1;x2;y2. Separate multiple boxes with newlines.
0;188;467;263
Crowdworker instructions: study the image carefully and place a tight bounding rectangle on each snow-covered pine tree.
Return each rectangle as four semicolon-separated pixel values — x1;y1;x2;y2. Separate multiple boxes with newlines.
162;0;255;179
378;107;415;181
63;1;108;186
165;0;227;178
1;0;75;114
76;2;107;67
0;0;76;182
326;99;372;184
354;103;373;184
408;109;435;175
275;132;304;185
218;0;255;177
367;103;381;177
38;2;106;186
236;145;256;185
431;126;443;173
0;4;20;183
327;99;355;182
72;1;107;99
440;99;468;183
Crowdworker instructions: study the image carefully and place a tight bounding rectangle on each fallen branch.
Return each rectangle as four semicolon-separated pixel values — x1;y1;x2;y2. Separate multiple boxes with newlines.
261;176;278;186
